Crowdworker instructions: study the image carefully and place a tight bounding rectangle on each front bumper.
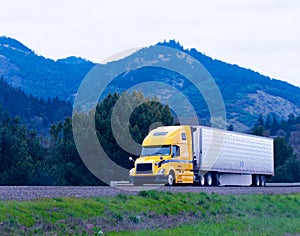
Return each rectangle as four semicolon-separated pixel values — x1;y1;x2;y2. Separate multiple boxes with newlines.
129;175;168;185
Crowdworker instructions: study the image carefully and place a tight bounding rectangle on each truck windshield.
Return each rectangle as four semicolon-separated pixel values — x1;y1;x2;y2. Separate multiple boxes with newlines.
141;145;171;156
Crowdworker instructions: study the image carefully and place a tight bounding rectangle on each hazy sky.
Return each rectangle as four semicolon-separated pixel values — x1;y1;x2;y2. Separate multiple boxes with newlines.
1;0;300;87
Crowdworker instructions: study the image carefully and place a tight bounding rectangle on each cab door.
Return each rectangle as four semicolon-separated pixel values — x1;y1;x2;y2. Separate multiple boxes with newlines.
172;145;182;170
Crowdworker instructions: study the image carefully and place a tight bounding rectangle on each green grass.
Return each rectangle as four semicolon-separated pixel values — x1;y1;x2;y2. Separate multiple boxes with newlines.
109;216;300;236
0;191;299;235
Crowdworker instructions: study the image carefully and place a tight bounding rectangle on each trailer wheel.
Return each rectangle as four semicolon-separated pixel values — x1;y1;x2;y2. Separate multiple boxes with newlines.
260;175;266;187
166;171;175;186
206;173;213;186
199;175;205;186
253;175;260;187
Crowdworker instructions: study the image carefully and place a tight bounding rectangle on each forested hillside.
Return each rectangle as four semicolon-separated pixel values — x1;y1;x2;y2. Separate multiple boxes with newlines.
0;77;71;132
1;92;299;185
0;92;175;185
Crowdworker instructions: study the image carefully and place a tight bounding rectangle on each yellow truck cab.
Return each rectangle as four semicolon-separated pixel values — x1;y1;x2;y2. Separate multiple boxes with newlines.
129;126;194;186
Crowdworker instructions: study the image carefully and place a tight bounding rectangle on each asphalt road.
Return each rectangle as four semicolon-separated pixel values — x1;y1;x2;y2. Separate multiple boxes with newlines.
0;185;300;201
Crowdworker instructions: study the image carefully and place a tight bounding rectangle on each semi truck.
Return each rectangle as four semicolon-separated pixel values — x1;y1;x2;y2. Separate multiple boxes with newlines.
129;126;274;186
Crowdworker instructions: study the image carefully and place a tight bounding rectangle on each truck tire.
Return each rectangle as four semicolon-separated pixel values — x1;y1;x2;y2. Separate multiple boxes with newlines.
260;175;266;187
206;173;213;186
166;171;175;186
199;175;205;186
253;175;260;187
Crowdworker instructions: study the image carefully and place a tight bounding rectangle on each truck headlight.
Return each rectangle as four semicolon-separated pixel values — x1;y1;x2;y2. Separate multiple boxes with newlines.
157;168;165;175
129;168;134;175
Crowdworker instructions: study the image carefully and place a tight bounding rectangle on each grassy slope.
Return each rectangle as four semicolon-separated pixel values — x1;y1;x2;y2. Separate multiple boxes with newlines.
0;191;299;235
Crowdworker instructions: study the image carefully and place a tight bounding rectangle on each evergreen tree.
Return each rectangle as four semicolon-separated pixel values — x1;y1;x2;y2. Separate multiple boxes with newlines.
49;118;102;185
273;137;300;182
256;114;264;127
251;115;300;182
270;114;280;136
265;114;271;130
252;114;266;136
0;111;43;185
95;91;174;170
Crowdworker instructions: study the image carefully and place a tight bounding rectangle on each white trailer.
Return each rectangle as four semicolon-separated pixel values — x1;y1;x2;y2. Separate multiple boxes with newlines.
191;126;274;186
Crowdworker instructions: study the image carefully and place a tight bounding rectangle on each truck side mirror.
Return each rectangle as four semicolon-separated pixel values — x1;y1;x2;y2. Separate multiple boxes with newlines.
129;157;134;162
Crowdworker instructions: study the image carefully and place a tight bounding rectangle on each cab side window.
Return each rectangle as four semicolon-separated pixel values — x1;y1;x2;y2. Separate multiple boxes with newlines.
172;145;180;158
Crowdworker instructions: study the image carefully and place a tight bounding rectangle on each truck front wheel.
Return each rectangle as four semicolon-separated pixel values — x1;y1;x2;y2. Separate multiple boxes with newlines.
166;171;175;186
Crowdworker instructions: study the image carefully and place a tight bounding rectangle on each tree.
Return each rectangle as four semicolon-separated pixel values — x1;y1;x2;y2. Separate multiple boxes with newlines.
270;137;300;182
251;125;265;136
46;91;174;185
274;137;294;167
95;91;174;170
251;115;300;183
265;114;271;130
289;125;300;155
0;111;42;185
270;114;280;136
49;117;102;185
251;114;266;136
256;114;264;127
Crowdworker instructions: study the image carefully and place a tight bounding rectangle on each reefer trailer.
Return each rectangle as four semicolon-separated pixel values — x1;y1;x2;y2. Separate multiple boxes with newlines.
129;126;274;186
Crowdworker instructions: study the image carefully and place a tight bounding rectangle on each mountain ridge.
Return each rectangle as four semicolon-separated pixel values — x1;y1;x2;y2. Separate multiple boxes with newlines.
0;36;94;101
57;56;92;65
1;36;300;131
0;36;33;54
